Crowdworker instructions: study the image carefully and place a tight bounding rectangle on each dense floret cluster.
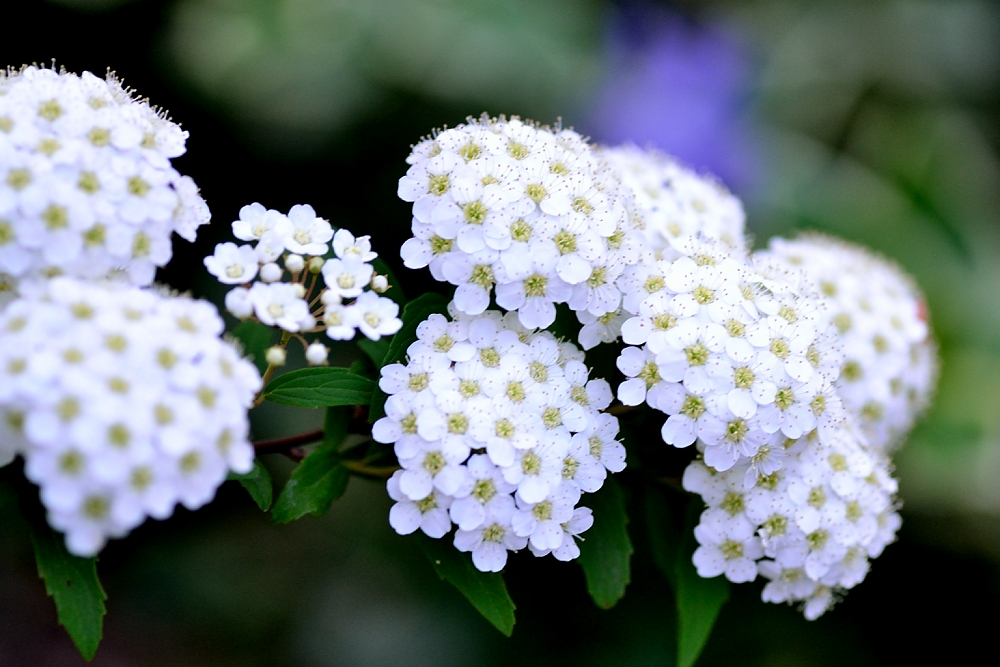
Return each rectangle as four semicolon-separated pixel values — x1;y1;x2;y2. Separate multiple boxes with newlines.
374;307;624;572
674;234;935;617
598;144;746;254
398;115;645;331
575;149;749;351
684;424;899;619
0;66;210;303
0;278;260;555
759;235;937;451
394;119;937;616
615;236;845;480
207;202;402;361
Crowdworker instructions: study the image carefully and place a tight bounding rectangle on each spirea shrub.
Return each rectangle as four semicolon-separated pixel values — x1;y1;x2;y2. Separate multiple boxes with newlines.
0;68;938;663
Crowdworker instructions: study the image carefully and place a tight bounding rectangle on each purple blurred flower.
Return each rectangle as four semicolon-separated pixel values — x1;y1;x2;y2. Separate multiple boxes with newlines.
584;7;758;191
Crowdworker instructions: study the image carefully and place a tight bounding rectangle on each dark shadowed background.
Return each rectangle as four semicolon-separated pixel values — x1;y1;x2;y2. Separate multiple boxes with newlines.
3;0;1000;664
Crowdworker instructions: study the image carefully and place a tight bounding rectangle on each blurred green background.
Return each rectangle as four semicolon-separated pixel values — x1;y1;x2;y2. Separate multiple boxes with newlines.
4;0;1000;664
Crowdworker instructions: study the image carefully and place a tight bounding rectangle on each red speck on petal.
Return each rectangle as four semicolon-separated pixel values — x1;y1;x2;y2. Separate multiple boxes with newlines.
917;300;928;323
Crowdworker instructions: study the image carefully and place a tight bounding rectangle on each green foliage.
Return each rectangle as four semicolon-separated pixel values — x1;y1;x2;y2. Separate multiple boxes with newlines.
167;0;602;153
18;485;107;661
646;488;729;667
263;367;375;408
414;532;516;637
356;336;391;368
271;406;352;522
369;292;450;421
231;320;274;374
578;476;633;609
228;459;274;511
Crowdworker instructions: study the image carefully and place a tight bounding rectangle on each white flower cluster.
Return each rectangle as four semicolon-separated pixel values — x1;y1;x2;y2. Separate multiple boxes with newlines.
615;235;845;479
683;425;900;619
668;236;936;618
598;144;746;255
759;235;937;451
0;65;210;303
206;203;402;358
397;115;644;331
373;307;624;572
393;129;936;615
0;278;261;556
574;147;749;351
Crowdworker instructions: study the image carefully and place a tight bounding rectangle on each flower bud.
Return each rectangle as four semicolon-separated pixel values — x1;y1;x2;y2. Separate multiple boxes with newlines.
308;256;325;274
224;287;253;319
265;345;287;367
285;254;305;273
371;274;389;293
292;283;307;299
259;263;282;283
305;342;329;366
321;290;342;306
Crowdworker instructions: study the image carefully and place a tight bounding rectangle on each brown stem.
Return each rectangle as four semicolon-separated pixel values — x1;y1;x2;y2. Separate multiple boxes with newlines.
607;403;636;416
253;429;323;454
655;475;685;492
341;460;400;479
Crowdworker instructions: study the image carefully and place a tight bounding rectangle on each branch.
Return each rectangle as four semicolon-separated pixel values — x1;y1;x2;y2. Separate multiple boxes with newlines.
253;429;323;455
340;460;400;479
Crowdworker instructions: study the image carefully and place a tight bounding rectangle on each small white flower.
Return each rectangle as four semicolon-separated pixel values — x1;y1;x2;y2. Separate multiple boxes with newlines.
249;282;314;332
224;287;253;319
453;501;526;573
511;482;580;551
387;471;453;538
323;301;357;341
232;203;292;241
282;204;333;255
692;509;763;583
332;229;378;262
254;230;287;263
353;292;402;341
321;257;373;299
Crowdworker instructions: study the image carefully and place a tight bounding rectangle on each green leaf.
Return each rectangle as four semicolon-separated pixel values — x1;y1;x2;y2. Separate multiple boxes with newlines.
321;404;352;449
356;336;391;367
644;485;680;590
0;478;16;510
674;497;730;667
23;497;107;660
231;320;274;374
369;292;449;421
271;406;352;523
414;533;516;637
228;459;273;511
577;476;633;608
263;367;375;408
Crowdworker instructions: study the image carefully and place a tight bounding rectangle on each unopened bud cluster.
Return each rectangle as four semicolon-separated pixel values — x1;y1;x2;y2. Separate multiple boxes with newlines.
0;66;210;304
206;203;402;365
